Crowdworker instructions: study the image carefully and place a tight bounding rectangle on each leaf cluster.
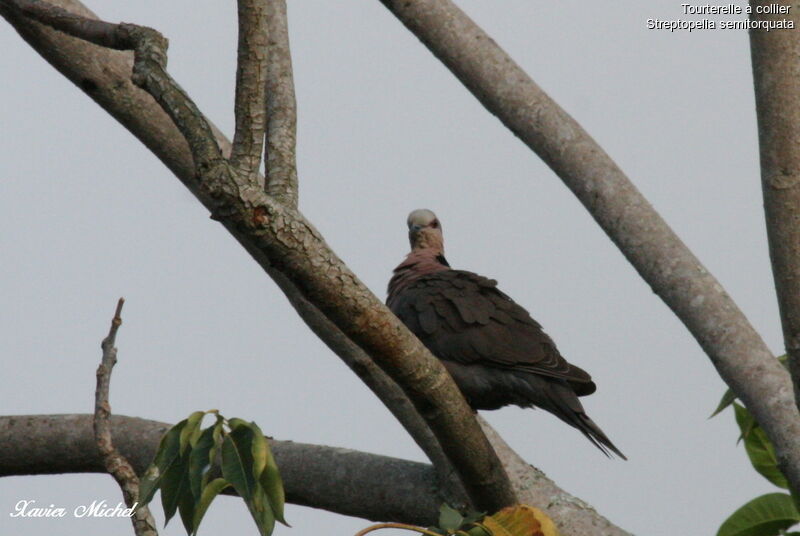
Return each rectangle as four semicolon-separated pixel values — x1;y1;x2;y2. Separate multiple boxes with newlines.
138;411;287;536
712;356;800;536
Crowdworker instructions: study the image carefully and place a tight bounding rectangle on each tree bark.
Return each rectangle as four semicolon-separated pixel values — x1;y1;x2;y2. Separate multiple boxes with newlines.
750;0;800;415
230;0;269;179
0;414;632;535
1;0;516;513
0;414;440;524
263;0;299;207
378;0;800;494
0;0;451;504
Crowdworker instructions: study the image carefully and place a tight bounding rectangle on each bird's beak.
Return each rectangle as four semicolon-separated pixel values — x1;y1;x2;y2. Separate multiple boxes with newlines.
410;224;422;233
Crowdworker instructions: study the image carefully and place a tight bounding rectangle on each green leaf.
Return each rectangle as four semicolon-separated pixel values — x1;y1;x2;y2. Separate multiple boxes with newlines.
208;416;225;486
732;404;789;488
139;420;187;506
711;388;737;418
717;493;800;536
711;356;786;419
733;402;757;443
250;422;287;525
439;504;465;531
259;463;286;525
180;411;206;453
466;525;492;536
227;417;249;430
462;510;487;525
177;481;196;535
221;425;256;502
250;422;268;483
188;426;217;500
160;450;191;527
192;478;230;535
247;484;276;536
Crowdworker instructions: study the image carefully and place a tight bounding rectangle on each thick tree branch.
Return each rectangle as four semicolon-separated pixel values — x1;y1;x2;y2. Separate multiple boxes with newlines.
750;0;800;415
477;417;631;536
2;0;221;169
0;0;453;501
263;0;298;207
204;188;516;512
264;267;462;501
230;0;268;178
1;0;515;512
0;414;629;534
94;299;158;536
0;414;440;524
377;0;800;494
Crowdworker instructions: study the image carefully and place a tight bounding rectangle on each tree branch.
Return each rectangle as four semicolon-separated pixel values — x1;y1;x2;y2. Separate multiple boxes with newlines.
264;267;463;502
230;0;268;178
0;414;630;534
93;299;158;536
263;0;298;207
2;0;222;169
477;417;631;536
0;414;440;524
750;0;800;415
1;0;515;512
0;0;454;503
377;0;800;494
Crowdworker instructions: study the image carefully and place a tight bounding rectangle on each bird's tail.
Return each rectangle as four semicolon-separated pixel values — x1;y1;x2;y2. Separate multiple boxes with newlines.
545;382;627;460
572;412;627;460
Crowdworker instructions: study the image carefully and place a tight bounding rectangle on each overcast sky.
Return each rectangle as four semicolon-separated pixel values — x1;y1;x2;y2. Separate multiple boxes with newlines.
0;1;787;535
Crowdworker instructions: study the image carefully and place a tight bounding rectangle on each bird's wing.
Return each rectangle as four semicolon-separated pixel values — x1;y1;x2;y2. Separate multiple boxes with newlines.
388;270;596;395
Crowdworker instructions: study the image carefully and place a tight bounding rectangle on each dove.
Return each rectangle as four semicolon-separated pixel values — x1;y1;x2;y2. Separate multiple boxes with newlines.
387;209;625;458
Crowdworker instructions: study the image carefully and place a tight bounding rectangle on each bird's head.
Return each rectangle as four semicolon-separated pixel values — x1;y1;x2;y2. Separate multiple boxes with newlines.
407;208;444;252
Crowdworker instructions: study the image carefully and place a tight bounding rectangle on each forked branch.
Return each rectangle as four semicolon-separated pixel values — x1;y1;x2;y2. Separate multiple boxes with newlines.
1;0;454;506
0;0;515;512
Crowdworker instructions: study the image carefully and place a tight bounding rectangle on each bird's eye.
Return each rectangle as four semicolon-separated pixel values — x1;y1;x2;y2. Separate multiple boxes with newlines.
431;220;439;228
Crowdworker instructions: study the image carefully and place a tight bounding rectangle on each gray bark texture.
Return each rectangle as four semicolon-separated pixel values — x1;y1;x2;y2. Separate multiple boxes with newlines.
1;0;517;516
377;0;800;495
750;0;800;415
0;415;440;524
230;0;269;178
1;0;448;480
263;0;299;207
0;414;631;535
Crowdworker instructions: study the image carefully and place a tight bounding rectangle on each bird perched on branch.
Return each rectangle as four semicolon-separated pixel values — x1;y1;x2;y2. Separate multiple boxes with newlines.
387;209;625;459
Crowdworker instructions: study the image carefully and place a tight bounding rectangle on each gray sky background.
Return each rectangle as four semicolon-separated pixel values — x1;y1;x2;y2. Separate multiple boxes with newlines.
0;1;786;535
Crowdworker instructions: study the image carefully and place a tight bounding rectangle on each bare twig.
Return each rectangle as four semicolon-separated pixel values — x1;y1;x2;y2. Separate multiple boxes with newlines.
377;0;800;495
1;0;515;511
750;1;800;416
263;0;299;207
0;414;626;533
230;0;269;178
93;299;158;536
